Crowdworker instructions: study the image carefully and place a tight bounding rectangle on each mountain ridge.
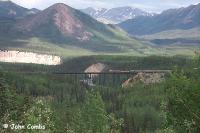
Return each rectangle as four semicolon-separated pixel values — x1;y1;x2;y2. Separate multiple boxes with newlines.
118;3;200;35
13;3;93;41
0;0;40;20
81;6;153;24
0;2;147;55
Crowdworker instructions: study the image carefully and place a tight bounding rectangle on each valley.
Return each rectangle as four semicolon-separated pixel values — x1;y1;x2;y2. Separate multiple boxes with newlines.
0;1;200;133
0;1;198;58
117;4;200;56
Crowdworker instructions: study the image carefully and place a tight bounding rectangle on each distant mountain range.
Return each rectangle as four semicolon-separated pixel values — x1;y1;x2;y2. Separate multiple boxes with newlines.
119;3;200;36
0;0;40;20
0;2;145;54
0;1;198;55
81;7;153;24
10;3;134;43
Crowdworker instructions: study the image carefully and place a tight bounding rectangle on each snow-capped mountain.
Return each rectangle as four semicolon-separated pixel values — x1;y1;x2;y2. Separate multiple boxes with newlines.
119;3;200;35
81;7;107;18
81;6;153;24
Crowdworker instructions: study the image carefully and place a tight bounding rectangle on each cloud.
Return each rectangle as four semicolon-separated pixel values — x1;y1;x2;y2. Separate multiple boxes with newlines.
67;0;114;9
11;0;114;9
12;0;42;9
10;0;200;12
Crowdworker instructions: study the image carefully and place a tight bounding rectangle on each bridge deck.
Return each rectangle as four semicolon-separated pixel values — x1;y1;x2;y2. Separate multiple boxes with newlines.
53;70;171;75
2;70;171;75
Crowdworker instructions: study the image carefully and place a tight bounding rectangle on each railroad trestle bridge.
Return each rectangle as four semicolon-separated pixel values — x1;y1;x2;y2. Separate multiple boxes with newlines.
52;70;171;86
10;70;171;87
6;70;171;103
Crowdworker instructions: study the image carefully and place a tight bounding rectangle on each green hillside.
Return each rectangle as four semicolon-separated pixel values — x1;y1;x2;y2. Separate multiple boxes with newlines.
0;3;159;57
141;27;200;40
0;3;198;58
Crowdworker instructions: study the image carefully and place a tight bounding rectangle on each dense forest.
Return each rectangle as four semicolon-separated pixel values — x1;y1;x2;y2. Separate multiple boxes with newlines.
0;56;199;133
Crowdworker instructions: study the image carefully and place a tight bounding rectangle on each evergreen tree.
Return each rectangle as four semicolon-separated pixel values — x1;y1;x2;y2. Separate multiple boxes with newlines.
82;90;110;133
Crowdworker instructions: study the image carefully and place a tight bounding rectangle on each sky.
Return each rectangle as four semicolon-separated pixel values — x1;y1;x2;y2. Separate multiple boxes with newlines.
10;0;200;13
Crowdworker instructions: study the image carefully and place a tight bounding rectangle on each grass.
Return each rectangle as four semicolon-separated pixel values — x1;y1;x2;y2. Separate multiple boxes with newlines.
140;27;200;40
136;27;200;57
0;35;197;60
0;18;154;58
0;36;162;58
138;28;200;56
0;20;197;58
0;15;199;59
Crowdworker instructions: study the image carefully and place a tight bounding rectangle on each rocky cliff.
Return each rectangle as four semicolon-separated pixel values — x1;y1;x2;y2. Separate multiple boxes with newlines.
84;63;106;78
122;72;165;88
0;50;61;65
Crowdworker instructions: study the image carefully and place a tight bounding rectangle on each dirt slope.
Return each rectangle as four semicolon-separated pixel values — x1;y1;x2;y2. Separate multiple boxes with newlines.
122;72;165;88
